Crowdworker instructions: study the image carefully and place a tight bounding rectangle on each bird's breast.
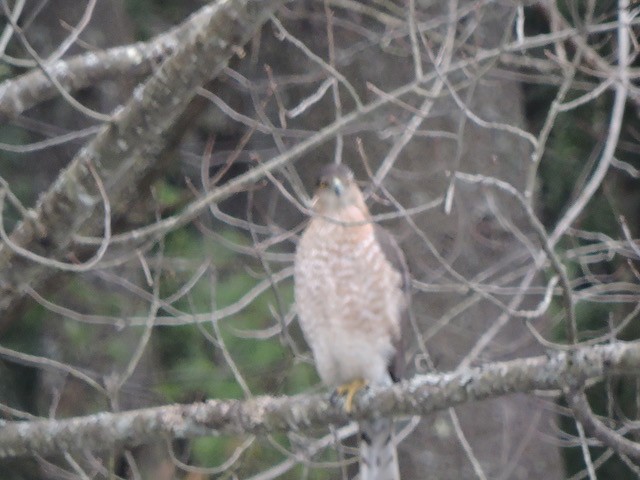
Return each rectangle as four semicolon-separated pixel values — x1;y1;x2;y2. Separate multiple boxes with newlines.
294;218;403;385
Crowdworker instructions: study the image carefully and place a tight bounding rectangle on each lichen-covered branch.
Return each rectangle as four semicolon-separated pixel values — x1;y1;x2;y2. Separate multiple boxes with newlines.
0;2;228;120
0;0;285;316
1;341;639;459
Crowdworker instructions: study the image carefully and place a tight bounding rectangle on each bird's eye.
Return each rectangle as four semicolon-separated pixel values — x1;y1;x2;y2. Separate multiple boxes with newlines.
316;179;329;189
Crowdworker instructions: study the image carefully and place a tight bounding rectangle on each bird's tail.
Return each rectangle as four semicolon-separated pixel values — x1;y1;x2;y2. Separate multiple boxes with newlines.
359;418;400;480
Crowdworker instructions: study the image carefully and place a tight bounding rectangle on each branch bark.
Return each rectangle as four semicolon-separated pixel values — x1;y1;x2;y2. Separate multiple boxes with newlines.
0;2;231;120
0;0;285;316
1;341;639;459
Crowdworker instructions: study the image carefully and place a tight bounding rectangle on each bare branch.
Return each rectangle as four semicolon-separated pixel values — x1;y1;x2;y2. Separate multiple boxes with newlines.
0;0;286;316
1;342;639;459
0;2;222;120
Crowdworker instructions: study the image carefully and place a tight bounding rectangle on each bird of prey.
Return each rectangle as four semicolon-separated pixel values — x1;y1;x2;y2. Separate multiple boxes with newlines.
294;163;409;480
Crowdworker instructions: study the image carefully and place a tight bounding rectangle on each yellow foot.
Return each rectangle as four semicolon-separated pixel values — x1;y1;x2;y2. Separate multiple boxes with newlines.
335;378;368;413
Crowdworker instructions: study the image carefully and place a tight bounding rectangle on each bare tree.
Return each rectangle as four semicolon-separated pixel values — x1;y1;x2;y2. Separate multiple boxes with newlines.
0;0;639;479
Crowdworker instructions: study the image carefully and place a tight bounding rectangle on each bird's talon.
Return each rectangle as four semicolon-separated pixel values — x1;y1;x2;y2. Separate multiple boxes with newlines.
335;378;368;413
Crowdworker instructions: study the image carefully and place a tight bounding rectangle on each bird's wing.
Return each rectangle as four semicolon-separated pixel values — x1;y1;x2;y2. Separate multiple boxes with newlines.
357;225;408;480
373;224;411;382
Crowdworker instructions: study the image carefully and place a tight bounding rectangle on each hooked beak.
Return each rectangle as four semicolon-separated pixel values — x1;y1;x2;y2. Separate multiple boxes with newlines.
330;177;344;196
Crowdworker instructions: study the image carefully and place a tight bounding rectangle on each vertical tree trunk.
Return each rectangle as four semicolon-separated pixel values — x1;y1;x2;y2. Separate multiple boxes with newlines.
230;2;564;477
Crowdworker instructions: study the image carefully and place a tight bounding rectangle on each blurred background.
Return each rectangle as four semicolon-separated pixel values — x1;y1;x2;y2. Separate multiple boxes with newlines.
1;1;640;478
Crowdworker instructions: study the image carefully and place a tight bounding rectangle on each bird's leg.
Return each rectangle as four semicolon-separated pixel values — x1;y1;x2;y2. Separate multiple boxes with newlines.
335;378;368;413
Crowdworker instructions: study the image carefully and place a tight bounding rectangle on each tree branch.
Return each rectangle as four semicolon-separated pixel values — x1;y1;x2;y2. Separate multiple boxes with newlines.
0;0;285;316
0;2;226;120
1;341;639;459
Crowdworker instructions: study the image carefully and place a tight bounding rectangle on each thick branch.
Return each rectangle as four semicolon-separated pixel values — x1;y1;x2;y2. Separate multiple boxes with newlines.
0;3;219;120
0;0;285;315
1;342;639;459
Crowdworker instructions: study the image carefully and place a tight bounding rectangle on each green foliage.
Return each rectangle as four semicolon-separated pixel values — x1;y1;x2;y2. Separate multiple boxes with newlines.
0;63;11;82
154;178;184;208
140;217;328;474
0;300;46;417
190;436;235;470
524;1;640;474
0;1;318;477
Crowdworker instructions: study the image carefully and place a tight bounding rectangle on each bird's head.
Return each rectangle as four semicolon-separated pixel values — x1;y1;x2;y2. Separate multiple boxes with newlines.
312;164;366;215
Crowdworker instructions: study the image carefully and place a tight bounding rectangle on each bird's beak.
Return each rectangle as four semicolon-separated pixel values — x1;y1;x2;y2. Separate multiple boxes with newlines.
330;177;344;196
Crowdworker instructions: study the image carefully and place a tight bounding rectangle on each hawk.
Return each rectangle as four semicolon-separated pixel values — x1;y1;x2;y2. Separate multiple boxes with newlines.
294;163;409;480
